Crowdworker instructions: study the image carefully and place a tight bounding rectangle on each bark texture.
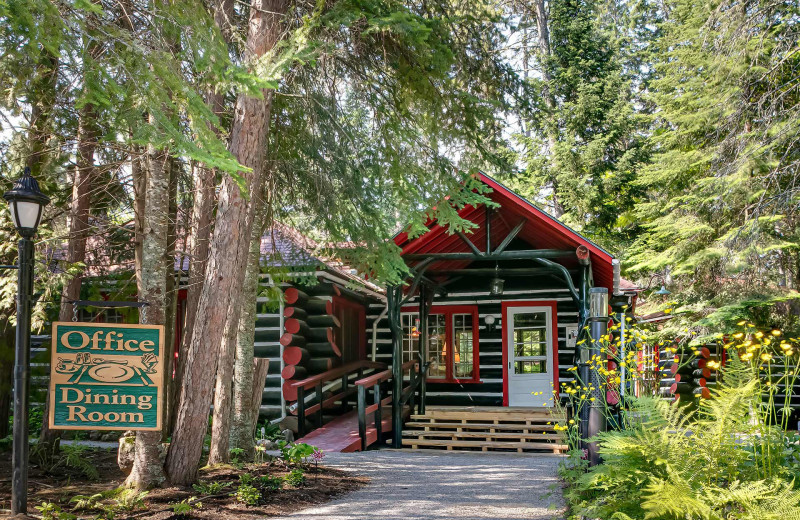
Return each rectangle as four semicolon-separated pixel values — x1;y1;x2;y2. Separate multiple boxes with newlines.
228;210;266;459
124;141;170;489
39;95;98;452
170;0;233;432
166;0;288;483
533;0;564;217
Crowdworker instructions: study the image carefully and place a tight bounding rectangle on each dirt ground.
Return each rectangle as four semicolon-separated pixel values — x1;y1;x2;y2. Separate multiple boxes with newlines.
0;447;367;519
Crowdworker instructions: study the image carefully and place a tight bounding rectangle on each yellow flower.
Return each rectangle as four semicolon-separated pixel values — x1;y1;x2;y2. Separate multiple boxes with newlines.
771;330;782;336
569;419;575;425
761;353;772;362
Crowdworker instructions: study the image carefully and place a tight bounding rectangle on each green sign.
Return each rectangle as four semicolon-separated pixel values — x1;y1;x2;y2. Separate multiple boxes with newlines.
48;322;166;431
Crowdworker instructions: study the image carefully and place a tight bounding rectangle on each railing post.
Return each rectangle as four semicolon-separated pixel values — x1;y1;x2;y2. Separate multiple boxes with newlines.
341;373;349;412
357;384;367;451
388;285;404;448
416;361;424;415
374;383;383;444
315;382;324;428
296;386;306;438
409;365;416;410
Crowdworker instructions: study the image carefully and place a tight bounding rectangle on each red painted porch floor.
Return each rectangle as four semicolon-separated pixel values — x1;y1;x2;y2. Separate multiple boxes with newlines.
296;407;394;453
297;405;416;453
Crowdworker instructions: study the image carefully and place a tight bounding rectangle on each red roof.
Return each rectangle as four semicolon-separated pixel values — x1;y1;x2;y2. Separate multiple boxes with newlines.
393;173;616;291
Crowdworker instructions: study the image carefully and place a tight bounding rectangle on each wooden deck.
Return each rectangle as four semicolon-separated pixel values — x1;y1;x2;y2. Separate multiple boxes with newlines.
296;406;393;452
402;406;568;454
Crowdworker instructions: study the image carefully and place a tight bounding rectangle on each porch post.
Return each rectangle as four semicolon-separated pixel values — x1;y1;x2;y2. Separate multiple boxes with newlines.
387;284;404;448
418;284;429;414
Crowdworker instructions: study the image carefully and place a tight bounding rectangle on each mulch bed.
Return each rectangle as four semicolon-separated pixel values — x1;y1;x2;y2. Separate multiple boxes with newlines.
0;447;367;519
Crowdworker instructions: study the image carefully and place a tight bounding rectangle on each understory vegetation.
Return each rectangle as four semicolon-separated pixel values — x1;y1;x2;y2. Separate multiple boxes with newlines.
558;324;800;519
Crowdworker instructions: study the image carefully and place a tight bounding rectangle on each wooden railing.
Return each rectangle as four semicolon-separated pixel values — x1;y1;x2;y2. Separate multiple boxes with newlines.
291;360;386;437
356;359;422;451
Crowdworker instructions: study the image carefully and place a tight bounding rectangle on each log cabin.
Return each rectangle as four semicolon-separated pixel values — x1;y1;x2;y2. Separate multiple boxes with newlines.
270;173;639;453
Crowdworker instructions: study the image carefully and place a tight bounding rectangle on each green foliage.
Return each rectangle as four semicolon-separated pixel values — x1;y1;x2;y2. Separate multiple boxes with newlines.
233;483;261;506
278;442;317;465
285;468;306;488
563;350;800;520
35;502;77;520
257;474;284;491
170;497;202;517
192;480;230;495
32;443;100;480
111;490;148;512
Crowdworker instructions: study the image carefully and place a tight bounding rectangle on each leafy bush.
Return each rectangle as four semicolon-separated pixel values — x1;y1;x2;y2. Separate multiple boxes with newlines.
192;480;230;495
233;483;261;506
112;489;149;511
258;474;284;491
285;468;305;488
238;473;255;486
170;498;202;518
278;442;317;465
35;502;76;520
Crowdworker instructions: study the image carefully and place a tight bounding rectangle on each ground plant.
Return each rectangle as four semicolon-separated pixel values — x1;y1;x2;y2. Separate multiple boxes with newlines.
556;324;800;519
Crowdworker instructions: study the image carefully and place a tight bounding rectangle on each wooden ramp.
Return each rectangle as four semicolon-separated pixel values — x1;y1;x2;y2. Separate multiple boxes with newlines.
402;406;568;454
296;406;394;452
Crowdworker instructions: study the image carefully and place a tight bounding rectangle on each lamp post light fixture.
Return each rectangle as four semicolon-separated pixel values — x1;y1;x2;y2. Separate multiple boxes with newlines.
4;166;50;516
586;287;609;467
654;285;671;296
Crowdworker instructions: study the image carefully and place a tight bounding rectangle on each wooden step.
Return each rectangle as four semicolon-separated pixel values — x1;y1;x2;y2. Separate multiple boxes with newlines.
410;411;560;422
405;421;556;432
403;430;558;441
400;438;568;453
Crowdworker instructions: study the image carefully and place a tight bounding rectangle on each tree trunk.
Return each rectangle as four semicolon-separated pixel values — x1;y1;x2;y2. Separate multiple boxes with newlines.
125;140;171;489
166;0;289;484
533;0;564;218
162;156;180;435
228;208;267;459
39;100;98;453
170;0;233;434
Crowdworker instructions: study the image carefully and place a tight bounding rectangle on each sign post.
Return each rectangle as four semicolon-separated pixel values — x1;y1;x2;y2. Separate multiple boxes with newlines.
48;322;165;431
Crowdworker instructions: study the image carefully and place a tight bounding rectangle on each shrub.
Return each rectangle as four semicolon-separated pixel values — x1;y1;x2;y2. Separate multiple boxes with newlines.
233;484;261;506
258;474;284;491
192;480;230;495
285;468;305;487
35;502;76;520
170;498;202;518
278;442;317;465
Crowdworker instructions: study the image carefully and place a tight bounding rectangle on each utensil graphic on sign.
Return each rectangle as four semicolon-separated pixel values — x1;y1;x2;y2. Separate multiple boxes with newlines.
56;352;158;385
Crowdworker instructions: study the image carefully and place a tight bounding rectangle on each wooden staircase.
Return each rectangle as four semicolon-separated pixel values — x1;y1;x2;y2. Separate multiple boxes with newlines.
402;406;568;454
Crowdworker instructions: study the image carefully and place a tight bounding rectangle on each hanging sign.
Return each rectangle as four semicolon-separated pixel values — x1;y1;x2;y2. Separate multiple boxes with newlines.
48;322;165;431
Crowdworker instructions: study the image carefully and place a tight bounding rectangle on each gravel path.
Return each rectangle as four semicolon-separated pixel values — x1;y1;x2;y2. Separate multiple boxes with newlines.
277;450;566;520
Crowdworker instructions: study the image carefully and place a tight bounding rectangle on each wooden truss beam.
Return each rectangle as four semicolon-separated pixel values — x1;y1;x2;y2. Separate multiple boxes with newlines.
403;249;575;261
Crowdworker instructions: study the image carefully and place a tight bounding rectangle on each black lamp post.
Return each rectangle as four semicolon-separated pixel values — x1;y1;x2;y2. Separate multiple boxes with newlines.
586;287;608;467
3;167;50;516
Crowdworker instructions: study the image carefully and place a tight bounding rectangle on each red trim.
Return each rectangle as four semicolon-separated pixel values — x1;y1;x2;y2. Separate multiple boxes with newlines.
501;301;560;406
400;304;481;383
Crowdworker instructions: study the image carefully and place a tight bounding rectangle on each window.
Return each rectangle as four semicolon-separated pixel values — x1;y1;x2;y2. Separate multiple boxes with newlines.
512;311;548;374
401;306;479;382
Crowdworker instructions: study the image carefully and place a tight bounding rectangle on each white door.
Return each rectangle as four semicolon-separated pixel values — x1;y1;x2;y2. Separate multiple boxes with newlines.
506;306;554;407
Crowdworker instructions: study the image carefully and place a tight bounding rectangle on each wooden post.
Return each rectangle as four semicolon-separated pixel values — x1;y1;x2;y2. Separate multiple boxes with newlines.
315;382;324;428
357;385;367;451
341;373;349;412
418;284;430;415
374;383;383;444
296;386;306;438
388;285;403;448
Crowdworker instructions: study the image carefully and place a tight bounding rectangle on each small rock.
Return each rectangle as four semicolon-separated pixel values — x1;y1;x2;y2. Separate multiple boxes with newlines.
282;429;294;443
100;433;115;442
88;430;100;441
257;439;278;450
